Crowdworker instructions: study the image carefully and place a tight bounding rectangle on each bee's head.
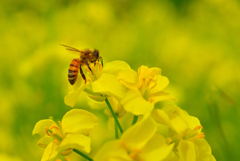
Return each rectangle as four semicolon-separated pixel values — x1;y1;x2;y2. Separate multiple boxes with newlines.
94;49;100;60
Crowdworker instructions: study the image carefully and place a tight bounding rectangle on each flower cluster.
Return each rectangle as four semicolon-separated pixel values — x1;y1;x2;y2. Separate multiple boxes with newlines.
33;109;98;161
33;58;215;161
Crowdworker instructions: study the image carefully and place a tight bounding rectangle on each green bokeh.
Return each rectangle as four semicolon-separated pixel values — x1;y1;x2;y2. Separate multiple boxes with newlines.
1;0;240;160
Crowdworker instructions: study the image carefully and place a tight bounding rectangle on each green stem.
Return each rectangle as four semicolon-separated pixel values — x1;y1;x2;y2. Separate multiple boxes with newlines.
115;121;118;139
73;149;93;161
105;98;123;134
132;115;138;125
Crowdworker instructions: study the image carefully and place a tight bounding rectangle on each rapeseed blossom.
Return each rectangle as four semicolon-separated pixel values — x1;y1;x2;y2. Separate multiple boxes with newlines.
152;104;216;161
118;65;175;115
95;117;174;161
34;55;216;161
65;61;130;107
32;109;98;161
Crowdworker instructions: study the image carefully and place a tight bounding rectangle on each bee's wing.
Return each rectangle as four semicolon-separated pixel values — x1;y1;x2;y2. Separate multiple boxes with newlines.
60;44;82;55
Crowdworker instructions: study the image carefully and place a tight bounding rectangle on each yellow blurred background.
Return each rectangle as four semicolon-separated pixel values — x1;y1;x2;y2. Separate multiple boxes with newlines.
0;0;240;160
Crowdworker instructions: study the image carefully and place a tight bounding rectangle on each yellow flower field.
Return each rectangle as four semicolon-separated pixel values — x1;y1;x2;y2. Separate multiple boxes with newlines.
0;0;239;160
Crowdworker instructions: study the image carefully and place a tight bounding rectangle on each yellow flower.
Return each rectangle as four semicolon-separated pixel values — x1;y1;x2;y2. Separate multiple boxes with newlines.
118;65;175;115
152;104;216;161
177;138;216;161
64;61;131;107
32;109;98;161
94;117;174;161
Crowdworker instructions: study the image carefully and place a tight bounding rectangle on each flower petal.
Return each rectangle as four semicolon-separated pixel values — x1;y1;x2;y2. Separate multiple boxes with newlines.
57;133;91;153
178;140;196;161
151;109;170;126
117;69;138;90
149;75;169;94
41;142;58;161
148;91;175;104
91;73;126;100
140;133;174;161
121;90;154;116
194;139;216;161
95;140;131;161
161;104;189;134
138;66;161;79
121;117;156;150
181;110;201;131
64;83;86;107
71;72;85;91
88;97;106;110
32;119;57;138
88;94;106;102
171;116;189;135
37;136;53;148
62;109;98;134
102;61;131;75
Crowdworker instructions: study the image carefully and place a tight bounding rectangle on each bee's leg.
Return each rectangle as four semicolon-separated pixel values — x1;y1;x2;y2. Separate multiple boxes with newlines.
79;64;87;84
85;61;93;75
99;56;103;67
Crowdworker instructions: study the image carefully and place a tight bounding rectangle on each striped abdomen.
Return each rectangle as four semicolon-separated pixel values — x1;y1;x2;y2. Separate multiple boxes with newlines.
68;58;80;85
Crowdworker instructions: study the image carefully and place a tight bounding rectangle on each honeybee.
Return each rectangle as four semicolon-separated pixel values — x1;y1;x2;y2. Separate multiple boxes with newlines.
61;44;102;85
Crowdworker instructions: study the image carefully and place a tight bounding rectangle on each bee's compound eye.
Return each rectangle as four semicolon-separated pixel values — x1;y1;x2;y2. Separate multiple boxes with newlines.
95;51;99;59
